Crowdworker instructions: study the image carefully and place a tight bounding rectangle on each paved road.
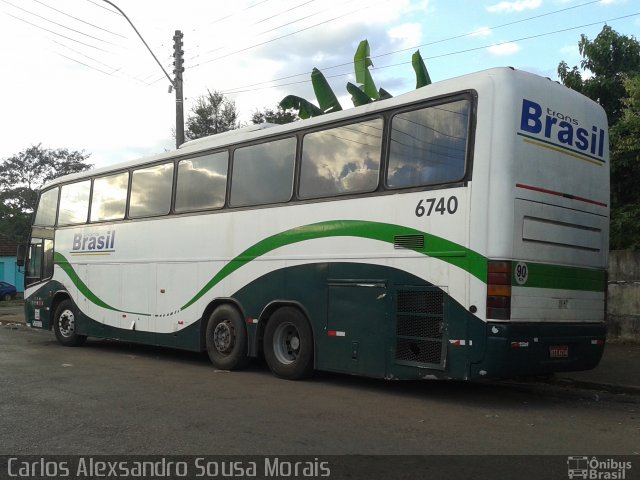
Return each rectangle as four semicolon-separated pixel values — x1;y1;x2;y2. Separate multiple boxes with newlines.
0;305;23;324
1;324;638;456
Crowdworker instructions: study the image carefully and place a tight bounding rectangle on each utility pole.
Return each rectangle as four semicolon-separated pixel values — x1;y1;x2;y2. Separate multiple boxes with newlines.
173;30;185;148
100;2;185;150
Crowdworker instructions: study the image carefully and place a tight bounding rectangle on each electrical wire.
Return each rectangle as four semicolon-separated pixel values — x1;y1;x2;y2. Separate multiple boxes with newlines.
31;0;128;39
4;11;110;52
1;0;119;45
220;0;606;95
219;11;640;95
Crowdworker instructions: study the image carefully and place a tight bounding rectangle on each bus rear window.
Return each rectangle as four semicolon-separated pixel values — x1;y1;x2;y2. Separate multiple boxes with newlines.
387;99;470;189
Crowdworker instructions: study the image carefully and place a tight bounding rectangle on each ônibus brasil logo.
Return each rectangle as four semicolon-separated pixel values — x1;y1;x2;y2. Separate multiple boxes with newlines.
71;230;116;256
567;456;632;479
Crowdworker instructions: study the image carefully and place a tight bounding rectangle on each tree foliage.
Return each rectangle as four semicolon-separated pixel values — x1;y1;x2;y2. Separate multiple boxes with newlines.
250;105;299;125
558;25;640;124
558;26;640;250
185;90;241;140
0;145;92;241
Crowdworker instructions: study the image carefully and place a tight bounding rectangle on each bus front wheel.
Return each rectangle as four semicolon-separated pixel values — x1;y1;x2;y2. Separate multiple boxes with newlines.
53;299;87;347
264;307;313;380
205;304;249;370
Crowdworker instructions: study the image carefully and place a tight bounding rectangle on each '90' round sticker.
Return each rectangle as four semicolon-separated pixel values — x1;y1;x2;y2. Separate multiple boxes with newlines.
515;262;529;285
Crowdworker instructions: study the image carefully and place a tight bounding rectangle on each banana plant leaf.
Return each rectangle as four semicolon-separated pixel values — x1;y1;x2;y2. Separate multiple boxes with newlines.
346;82;372;107
279;95;323;119
353;40;379;100
311;68;342;113
378;88;393;100
412;49;432;88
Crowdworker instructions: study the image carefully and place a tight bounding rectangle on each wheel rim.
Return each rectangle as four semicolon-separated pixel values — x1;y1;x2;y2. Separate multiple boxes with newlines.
213;320;235;354
58;309;75;338
272;321;301;365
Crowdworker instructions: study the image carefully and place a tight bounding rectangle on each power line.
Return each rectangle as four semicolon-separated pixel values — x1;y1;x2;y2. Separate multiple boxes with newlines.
219;12;640;95
85;0;122;16
1;0;119;45
203;0;273;27
53;51;117;76
48;37;154;85
4;11;110;52
31;0;128;39
190;0;374;70
221;0;606;95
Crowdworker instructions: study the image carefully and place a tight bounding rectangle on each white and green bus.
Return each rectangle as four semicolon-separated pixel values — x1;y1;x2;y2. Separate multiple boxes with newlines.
22;67;609;381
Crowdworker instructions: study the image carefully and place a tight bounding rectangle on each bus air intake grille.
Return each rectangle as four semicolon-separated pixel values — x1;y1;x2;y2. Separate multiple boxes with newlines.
395;339;443;365
394;289;445;367
394;235;424;250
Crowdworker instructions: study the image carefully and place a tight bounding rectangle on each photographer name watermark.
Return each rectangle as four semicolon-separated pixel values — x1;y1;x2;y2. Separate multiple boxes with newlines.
5;457;331;479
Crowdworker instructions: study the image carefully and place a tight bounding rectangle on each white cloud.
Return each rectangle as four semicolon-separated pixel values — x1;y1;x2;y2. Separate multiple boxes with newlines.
487;42;521;56
387;23;423;50
486;0;542;13
470;26;493;38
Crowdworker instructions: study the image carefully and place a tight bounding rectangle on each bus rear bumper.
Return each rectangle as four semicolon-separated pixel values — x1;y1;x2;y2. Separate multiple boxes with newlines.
470;321;606;379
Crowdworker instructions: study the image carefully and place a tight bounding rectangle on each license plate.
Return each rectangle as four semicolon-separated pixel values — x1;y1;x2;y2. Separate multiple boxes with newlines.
549;345;569;358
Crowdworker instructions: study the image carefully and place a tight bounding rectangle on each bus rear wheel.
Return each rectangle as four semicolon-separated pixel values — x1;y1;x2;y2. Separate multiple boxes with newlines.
53;299;87;347
264;307;313;380
205;304;249;370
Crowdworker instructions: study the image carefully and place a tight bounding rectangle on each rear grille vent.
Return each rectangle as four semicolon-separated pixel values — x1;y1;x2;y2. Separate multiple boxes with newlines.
394;235;424;250
394;289;445;367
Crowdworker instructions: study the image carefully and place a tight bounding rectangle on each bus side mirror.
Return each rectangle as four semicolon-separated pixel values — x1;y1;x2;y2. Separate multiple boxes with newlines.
16;244;26;268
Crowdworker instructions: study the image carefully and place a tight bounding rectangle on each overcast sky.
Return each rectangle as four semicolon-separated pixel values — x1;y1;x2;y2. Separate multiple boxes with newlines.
1;0;638;169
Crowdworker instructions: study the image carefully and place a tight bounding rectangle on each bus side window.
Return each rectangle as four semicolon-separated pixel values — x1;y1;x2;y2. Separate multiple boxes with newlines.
58;181;91;225
299;118;383;199
91;172;129;222
230;137;296;207
175;152;228;212
387;99;470;189
129;163;174;218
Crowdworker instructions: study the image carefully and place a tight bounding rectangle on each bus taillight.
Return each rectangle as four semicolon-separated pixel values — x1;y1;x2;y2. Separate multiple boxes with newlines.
487;261;511;320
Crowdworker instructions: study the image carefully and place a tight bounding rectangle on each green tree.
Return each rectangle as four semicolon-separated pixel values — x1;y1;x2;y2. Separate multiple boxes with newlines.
558;26;640;250
609;76;640;249
0;144;91;241
185;90;241;140
250;105;299;125
558;25;640;124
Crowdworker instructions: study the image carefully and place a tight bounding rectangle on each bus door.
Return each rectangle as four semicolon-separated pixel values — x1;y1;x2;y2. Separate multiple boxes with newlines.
320;281;390;377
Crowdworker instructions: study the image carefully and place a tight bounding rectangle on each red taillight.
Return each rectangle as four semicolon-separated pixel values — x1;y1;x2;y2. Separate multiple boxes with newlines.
487;260;511;320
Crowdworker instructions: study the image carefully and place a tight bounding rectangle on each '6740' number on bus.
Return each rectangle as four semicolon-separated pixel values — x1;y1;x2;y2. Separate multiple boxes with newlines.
415;196;458;217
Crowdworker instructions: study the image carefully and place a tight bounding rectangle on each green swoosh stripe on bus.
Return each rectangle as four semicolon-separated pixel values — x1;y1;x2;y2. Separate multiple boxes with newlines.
54;252;151;317
180;220;487;310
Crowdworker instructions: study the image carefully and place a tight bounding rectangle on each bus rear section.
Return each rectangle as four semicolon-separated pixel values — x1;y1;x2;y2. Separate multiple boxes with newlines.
473;69;609;378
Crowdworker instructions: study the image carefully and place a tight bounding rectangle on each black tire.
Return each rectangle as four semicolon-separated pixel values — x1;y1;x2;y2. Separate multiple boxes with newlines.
263;307;314;380
2;293;11;301
205;304;249;370
53;299;87;347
